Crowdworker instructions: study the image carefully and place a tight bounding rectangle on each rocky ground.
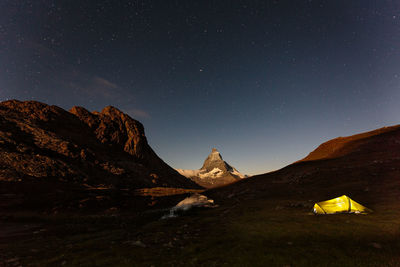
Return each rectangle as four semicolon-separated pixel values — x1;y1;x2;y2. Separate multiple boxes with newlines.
1;193;399;266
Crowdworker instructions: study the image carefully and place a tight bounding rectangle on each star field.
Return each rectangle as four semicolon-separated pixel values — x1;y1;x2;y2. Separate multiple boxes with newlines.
1;0;400;174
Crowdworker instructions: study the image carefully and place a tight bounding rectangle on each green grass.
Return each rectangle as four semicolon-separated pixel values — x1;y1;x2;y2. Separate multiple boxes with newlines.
158;200;399;267
2;200;400;266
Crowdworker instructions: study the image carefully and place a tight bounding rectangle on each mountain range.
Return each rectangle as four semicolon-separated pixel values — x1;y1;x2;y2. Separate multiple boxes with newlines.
2;100;400;265
1;99;400;214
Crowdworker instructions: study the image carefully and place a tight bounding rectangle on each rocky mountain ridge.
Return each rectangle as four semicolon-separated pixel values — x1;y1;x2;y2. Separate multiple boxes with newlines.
0;100;200;190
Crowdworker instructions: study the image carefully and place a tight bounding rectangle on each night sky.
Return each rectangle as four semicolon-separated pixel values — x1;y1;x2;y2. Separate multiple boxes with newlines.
1;1;400;175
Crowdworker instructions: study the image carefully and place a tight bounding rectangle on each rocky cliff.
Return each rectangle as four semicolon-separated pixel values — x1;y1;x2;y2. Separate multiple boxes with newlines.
0;100;200;190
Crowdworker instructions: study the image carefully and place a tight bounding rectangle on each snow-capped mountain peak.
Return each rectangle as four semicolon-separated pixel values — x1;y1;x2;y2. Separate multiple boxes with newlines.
176;148;248;188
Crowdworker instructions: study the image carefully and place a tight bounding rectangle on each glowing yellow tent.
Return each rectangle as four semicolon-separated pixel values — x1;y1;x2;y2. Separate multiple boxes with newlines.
313;195;372;214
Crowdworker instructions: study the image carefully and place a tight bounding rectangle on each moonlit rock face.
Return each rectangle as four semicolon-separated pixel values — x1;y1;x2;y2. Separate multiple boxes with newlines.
176;148;248;188
0;100;200;189
208;148;223;161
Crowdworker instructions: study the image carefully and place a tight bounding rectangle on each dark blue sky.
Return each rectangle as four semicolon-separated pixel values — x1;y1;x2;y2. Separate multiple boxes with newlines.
1;1;399;174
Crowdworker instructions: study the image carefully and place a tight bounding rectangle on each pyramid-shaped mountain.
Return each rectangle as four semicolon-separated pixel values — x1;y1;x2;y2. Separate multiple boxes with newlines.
176;148;247;188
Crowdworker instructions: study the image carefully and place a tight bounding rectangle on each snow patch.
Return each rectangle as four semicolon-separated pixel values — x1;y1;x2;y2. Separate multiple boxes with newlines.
176;169;201;178
231;168;246;178
198;167;224;179
177;167;247;180
161;193;216;219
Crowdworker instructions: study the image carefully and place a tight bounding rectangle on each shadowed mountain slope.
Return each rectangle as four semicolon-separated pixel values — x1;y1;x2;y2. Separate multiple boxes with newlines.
299;125;400;162
208;125;400;209
0;100;200;211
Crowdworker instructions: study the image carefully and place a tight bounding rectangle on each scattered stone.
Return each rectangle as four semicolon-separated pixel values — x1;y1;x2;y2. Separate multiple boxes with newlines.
131;240;146;248
5;258;19;263
163;241;173;248
370;242;382;249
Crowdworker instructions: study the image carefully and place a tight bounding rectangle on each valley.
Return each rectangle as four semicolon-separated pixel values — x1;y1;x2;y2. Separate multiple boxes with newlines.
1;101;399;266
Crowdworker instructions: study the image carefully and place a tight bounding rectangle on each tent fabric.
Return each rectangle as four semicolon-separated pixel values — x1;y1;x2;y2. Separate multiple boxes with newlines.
313;195;372;214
